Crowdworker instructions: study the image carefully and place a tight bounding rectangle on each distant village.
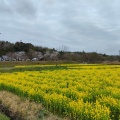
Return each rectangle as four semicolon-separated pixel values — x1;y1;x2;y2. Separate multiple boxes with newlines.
0;51;58;61
0;41;59;61
0;51;59;61
0;40;120;63
0;41;58;61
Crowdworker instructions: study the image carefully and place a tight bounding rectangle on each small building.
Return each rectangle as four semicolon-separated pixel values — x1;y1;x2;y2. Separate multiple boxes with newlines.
0;57;3;61
31;58;38;61
2;55;9;61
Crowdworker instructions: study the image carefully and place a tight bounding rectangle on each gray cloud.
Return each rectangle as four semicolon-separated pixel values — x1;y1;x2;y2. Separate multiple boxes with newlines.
0;0;36;18
0;0;120;55
0;0;13;14
11;0;36;18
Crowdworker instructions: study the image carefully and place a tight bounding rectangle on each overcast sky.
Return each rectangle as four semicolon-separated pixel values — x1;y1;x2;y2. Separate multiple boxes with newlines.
0;0;120;55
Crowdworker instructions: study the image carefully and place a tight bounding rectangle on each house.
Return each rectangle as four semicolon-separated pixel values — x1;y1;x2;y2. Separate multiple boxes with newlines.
2;55;9;61
31;58;38;61
0;57;3;61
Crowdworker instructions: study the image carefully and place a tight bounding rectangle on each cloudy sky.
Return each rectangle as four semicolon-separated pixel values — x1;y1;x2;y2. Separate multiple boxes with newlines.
0;0;120;55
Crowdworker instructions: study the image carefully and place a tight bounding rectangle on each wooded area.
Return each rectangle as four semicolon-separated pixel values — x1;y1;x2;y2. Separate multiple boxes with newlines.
0;41;120;63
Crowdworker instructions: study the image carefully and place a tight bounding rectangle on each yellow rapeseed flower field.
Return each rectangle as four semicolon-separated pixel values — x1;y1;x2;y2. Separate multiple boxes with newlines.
0;64;120;120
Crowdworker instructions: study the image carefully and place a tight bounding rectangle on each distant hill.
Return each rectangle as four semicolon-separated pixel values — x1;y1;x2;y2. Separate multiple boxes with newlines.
0;40;120;63
0;41;55;56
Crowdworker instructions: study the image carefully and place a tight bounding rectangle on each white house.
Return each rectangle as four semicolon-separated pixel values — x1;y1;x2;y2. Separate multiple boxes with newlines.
2;55;9;61
0;57;2;61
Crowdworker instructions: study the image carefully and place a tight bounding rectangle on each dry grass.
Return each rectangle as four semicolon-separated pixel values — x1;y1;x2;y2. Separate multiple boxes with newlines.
0;91;68;120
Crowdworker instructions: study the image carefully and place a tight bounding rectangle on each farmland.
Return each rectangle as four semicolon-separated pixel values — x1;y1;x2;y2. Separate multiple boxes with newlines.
0;64;120;120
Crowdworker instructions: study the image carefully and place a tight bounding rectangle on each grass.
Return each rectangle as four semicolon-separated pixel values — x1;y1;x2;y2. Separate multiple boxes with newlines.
0;113;10;120
0;61;68;67
0;91;68;120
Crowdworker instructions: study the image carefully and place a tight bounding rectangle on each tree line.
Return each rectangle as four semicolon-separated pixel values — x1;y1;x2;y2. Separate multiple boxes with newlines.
0;41;53;56
0;40;120;63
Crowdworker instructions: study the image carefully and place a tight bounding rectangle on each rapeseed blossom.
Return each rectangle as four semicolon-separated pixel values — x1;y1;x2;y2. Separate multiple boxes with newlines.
0;64;120;120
